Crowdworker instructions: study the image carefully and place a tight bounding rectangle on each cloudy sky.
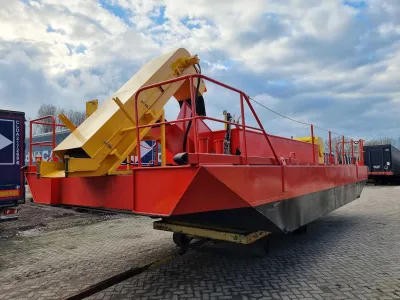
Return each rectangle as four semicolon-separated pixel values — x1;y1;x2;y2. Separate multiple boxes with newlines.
0;0;399;141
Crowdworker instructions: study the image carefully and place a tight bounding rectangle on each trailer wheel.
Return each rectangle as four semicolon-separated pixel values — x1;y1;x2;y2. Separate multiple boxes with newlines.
173;232;192;247
251;238;269;258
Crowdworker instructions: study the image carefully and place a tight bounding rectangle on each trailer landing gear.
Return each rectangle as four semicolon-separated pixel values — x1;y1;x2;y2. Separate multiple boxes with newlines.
154;220;271;256
250;237;270;257
172;232;193;254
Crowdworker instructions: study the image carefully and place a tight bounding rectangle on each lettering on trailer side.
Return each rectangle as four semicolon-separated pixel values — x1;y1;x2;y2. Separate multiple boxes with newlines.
15;120;20;165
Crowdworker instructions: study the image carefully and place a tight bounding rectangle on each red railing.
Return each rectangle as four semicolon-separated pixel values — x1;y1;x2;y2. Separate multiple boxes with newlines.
27;77;365;169
133;73;365;168
335;139;364;165
29;116;66;166
133;74;281;167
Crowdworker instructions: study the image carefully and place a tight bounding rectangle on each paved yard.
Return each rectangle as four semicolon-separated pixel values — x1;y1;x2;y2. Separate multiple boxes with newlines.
90;186;400;300
0;216;175;300
1;186;400;300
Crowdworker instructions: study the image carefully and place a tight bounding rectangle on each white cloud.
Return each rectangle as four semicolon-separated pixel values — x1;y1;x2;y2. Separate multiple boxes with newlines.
0;0;399;141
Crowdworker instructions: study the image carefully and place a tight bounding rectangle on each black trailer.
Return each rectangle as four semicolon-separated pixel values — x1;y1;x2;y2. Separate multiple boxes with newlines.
0;109;25;221
364;144;400;183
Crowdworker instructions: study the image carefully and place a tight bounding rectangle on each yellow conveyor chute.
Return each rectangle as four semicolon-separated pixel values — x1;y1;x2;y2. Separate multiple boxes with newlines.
293;136;325;164
39;48;206;178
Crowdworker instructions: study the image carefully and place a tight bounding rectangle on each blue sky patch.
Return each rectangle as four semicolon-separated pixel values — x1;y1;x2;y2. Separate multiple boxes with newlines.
98;0;132;24
344;0;367;9
149;6;166;25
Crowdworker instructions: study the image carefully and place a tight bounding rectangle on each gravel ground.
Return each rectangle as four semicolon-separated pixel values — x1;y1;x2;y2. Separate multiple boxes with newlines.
0;186;124;239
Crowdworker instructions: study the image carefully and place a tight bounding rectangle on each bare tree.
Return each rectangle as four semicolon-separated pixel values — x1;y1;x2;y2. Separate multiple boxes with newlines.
324;136;354;154
36;104;57;133
323;135;363;164
364;138;394;146
35;103;85;134
65;109;85;126
394;138;400;149
57;108;85;129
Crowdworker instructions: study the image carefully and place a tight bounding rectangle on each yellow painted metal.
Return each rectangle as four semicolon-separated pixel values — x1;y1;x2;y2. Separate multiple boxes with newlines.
112;97;136;125
294;136;325;164
121;126;136;134
58;114;77;132
142;135;160;141
153;221;270;245
223;110;228;130
108;170;132;175
170;55;199;76
68;158;100;171
86;99;98;119
110;149;122;159
160;109;166;167
40;48;207;178
38;161;64;178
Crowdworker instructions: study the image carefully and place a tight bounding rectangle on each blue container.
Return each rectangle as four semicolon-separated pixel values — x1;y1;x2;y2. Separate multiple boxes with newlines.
0;109;25;212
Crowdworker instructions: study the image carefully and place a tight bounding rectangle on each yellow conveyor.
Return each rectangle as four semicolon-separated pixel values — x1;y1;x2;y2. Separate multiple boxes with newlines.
39;48;206;178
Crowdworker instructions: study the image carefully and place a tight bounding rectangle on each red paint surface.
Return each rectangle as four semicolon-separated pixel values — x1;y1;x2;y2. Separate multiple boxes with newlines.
25;74;368;219
26;164;368;216
368;172;393;176
26;167;133;210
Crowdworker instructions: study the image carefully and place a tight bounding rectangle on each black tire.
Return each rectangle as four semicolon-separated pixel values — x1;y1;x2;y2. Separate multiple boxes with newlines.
250;238;270;258
172;232;192;247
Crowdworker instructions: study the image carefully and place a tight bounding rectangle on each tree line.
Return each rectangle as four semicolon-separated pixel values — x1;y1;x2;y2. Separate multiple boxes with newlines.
324;136;400;156
29;104;85;135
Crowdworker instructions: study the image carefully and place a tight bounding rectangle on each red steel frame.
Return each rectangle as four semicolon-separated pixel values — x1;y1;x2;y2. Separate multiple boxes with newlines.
133;74;364;168
25;75;366;171
135;74;283;168
24;74;368;216
29;116;66;165
335;139;364;165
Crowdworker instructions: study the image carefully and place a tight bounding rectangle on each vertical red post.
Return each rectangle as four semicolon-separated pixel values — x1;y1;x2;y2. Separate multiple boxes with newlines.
189;76;198;153
311;124;315;164
341;136;345;165
328;131;332;164
240;93;248;165
335;144;338;164
351;139;354;164
29;120;33;166
134;93;141;167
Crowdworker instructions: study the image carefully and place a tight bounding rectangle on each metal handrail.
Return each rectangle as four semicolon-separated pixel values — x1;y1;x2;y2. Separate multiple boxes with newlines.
335;140;364;165
29;116;66;166
133;74;281;167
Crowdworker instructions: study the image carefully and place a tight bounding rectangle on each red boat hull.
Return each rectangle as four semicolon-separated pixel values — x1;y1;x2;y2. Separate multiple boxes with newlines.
26;164;367;232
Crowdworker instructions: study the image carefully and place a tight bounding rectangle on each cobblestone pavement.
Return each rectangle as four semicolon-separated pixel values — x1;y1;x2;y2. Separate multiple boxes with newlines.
89;186;400;300
1;186;400;300
0;216;175;300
